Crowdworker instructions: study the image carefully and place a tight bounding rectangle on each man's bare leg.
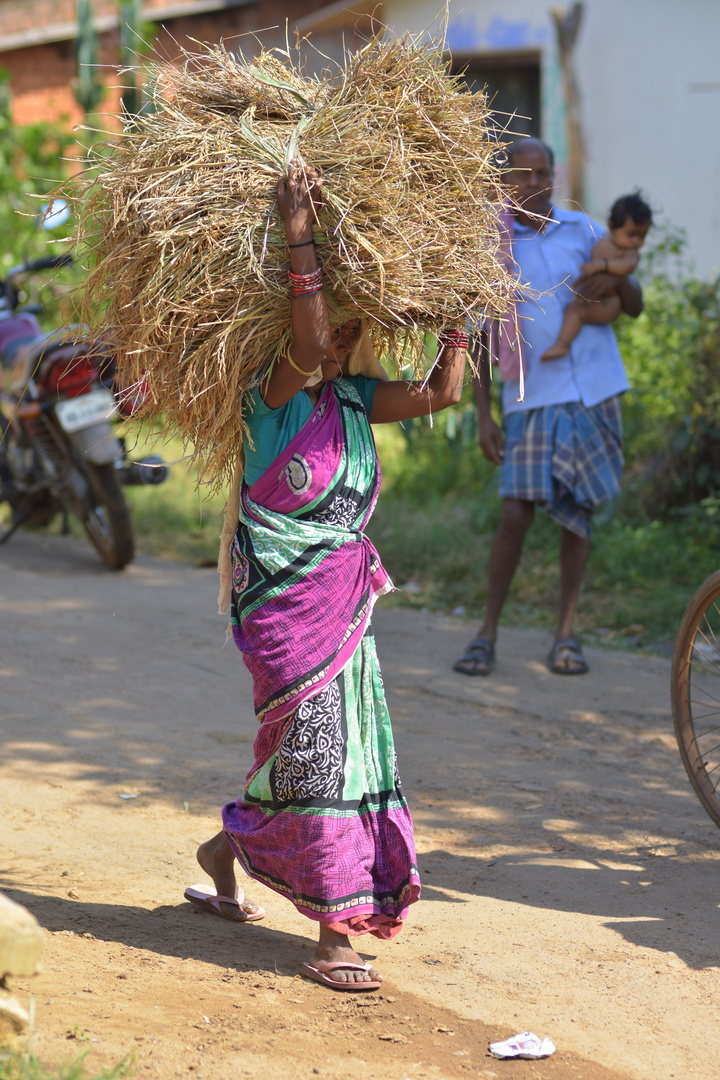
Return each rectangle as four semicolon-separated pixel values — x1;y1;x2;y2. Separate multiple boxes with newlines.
478;498;535;643
454;499;534;675
548;527;591;674
556;527;591;640
196;831;264;920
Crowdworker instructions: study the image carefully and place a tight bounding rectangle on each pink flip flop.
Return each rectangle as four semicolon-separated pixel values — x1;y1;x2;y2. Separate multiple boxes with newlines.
183;883;265;922
300;960;382;992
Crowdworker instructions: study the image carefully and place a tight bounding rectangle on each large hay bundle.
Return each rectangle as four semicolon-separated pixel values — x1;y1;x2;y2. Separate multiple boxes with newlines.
75;32;517;485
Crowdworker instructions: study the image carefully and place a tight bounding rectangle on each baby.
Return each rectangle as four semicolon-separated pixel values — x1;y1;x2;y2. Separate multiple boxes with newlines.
541;192;652;361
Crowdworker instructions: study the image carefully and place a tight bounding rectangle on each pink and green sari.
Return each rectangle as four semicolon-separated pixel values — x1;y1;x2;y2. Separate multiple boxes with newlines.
222;378;421;938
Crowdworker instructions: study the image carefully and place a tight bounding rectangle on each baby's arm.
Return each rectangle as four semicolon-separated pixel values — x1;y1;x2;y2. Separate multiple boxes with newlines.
582;236;639;277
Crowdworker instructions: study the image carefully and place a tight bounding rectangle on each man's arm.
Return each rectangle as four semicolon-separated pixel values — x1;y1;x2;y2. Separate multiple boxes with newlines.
616;274;644;318
471;334;504;465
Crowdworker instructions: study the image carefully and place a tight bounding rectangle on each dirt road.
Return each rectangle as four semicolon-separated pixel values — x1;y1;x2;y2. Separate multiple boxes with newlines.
2;533;719;1080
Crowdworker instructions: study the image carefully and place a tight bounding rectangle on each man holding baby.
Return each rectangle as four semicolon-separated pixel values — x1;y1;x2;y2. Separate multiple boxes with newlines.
454;138;646;678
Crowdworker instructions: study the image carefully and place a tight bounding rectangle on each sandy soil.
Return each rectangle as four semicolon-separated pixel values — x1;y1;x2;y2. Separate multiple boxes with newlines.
2;532;719;1080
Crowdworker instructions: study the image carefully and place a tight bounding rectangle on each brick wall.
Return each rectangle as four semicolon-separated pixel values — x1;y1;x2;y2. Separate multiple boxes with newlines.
1;0;339;127
1;0;78;37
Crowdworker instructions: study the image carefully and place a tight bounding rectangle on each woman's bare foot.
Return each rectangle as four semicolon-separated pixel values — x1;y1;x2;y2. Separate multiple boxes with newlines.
307;924;382;985
196;831;263;921
540;341;570;361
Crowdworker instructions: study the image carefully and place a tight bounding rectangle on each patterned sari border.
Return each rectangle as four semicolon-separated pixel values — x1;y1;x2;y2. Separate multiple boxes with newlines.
225;829;419;915
256;589;374;721
241;790;409;816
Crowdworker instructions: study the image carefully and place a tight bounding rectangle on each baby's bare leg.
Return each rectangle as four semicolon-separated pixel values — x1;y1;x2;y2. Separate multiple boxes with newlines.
541;295;622;361
580;294;622;325
541;301;585;361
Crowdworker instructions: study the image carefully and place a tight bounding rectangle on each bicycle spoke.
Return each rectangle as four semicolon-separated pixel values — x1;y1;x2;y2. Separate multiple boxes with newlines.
693;613;720;653
686;702;720;718
690;648;720;673
703;605;720;647
688;687;720;709
689;618;720;671
690;653;720;677
685;713;720;728
690;739;720;757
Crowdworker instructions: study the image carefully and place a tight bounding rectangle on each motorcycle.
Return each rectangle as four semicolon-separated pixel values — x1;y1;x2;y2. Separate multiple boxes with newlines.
0;254;168;569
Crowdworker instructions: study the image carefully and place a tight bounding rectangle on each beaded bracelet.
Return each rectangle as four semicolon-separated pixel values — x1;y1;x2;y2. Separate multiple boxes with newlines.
438;329;471;350
289;265;322;297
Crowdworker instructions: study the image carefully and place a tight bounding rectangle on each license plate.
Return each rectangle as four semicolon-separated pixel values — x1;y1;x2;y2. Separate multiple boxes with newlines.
54;388;117;433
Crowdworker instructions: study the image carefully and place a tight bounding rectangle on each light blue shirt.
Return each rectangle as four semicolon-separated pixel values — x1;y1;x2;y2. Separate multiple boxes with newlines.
502;207;630;416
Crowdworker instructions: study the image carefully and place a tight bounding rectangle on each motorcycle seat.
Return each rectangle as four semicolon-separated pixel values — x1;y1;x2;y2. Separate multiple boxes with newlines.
4;327;90;396
23;326;88;364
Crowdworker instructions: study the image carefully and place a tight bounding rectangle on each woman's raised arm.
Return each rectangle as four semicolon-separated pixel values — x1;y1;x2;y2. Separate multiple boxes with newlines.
369;332;467;423
261;162;331;409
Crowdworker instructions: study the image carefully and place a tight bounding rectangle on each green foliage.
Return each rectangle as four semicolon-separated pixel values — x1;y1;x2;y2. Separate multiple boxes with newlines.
0;68;75;270
616;226;720;512
367;466;719;647
119;1;158;121
0;70;78;326
73;0;105;116
0;1046;131;1080
377;381;500;502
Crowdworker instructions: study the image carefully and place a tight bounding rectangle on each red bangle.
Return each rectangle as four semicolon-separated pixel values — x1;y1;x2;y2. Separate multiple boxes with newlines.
289;265;322;297
438;329;470;350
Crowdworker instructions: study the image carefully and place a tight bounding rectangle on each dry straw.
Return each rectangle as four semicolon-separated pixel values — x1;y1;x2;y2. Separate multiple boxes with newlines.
73;30;518;487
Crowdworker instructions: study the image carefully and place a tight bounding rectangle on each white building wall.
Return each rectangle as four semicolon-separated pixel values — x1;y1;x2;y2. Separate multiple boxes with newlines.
382;0;720;275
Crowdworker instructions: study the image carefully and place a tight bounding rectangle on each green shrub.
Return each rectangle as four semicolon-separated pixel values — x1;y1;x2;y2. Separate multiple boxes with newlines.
0;69;78;326
0;1046;131;1080
616;226;720;513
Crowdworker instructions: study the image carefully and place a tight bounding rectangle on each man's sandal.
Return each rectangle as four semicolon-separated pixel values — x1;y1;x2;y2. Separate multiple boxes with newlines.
547;637;589;676
453;636;495;676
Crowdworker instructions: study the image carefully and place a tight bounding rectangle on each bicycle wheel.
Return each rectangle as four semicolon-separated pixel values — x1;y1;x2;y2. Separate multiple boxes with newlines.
671;569;720;828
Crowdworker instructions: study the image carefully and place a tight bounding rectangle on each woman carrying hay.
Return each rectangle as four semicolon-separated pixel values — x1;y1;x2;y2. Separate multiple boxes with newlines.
185;162;468;991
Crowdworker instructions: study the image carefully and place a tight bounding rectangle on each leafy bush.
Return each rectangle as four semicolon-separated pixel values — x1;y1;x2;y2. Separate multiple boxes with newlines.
0;1046;131;1080
0;71;75;265
0;69;79;326
616;227;720;514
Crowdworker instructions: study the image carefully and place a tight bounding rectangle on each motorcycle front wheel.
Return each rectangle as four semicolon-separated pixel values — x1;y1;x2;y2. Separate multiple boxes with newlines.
80;462;135;570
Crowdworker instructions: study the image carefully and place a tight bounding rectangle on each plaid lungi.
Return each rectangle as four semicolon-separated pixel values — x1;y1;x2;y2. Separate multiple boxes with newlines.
498;396;623;538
